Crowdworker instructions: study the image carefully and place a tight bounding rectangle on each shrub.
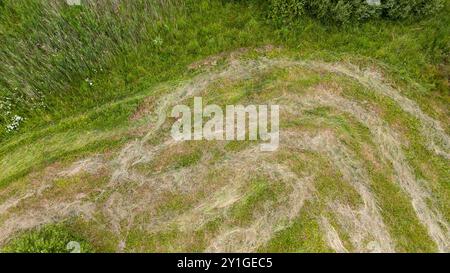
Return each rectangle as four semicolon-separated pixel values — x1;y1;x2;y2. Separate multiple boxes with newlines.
382;0;445;19
269;0;444;24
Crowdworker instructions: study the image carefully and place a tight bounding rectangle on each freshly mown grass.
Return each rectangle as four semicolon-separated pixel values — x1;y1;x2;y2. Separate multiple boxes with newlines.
0;92;143;187
254;65;440;252
342;77;450;226
260;201;332;253
0;0;448;253
289;71;440;252
229;176;287;226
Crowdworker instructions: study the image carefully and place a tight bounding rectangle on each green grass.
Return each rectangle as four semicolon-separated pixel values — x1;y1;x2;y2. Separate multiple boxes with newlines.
260;201;332;253
1;222;95;253
230;177;286;226
342;77;450;226
174;149;203;169
125;217;225;252
1;0;449;138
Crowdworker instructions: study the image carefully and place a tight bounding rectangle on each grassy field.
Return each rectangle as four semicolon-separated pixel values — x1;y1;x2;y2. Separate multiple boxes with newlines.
0;0;448;253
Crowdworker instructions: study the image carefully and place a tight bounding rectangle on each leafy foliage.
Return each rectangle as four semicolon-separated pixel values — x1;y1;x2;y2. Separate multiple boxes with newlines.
269;0;444;24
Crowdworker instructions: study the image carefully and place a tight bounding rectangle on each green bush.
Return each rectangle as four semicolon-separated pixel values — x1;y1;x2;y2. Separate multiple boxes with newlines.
382;0;445;19
269;0;444;24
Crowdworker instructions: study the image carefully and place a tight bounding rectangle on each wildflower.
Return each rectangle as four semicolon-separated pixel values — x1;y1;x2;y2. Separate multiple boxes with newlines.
6;115;25;133
153;36;163;47
85;78;94;87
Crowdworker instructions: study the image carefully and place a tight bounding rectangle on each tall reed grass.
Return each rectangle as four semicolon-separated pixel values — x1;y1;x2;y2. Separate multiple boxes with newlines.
0;0;183;134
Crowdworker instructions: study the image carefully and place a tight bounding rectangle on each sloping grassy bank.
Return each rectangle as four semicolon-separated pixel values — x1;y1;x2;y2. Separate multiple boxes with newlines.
1;0;448;140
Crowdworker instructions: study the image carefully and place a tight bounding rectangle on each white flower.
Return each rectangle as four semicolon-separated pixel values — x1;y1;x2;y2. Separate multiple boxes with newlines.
153;36;163;46
85;78;94;86
5;115;25;133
